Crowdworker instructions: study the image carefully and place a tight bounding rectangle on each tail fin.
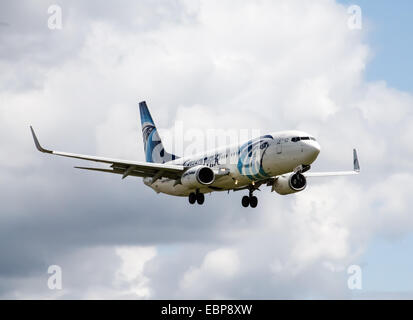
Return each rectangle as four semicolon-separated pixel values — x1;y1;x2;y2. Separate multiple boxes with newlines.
139;101;179;163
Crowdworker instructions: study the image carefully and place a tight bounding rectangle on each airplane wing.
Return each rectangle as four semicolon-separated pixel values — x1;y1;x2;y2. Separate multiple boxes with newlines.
248;149;360;191
30;126;185;180
304;149;360;177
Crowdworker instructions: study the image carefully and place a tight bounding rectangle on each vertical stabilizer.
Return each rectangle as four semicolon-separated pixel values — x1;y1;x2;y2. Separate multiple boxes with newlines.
139;101;178;163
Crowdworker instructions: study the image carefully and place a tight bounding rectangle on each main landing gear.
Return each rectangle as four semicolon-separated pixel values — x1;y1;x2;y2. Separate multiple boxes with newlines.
242;188;258;208
188;191;204;205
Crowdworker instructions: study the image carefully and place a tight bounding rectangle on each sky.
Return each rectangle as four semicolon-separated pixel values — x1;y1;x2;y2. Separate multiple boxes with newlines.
339;0;413;92
0;0;412;299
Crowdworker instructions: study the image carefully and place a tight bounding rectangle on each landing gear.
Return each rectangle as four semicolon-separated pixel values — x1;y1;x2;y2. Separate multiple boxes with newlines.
242;196;250;207
188;193;196;204
249;196;258;208
196;193;205;205
242;188;259;208
188;191;205;205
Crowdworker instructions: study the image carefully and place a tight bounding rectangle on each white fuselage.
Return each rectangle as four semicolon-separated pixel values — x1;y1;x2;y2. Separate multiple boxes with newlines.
143;130;321;196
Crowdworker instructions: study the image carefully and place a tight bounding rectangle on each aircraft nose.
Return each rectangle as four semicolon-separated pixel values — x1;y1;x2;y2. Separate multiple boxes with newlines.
312;141;321;155
304;140;320;163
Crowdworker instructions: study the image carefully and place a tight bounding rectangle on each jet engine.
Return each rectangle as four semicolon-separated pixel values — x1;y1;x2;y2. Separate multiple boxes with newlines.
181;165;215;188
273;172;307;195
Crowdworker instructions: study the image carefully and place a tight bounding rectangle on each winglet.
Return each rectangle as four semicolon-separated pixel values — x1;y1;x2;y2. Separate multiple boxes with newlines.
353;148;360;172
30;126;52;153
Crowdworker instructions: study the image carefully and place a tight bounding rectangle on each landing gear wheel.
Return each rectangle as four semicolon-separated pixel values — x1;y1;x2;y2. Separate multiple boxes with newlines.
188;193;196;204
196;193;205;205
242;196;250;207
249;196;258;208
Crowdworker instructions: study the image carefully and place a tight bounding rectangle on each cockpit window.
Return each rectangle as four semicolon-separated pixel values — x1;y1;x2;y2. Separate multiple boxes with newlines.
292;136;317;142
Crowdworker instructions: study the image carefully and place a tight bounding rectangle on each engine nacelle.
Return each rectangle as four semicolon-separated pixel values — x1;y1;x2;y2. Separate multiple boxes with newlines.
273;172;307;195
181;165;215;188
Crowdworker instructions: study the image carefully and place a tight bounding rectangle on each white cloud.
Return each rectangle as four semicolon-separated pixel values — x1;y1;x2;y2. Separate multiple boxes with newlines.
180;248;240;299
182;248;240;284
115;246;157;299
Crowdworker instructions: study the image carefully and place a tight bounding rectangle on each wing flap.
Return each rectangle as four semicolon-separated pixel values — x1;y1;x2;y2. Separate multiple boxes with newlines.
74;166;150;178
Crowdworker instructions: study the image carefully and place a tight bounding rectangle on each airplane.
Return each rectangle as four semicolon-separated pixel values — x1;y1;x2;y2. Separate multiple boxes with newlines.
30;101;360;208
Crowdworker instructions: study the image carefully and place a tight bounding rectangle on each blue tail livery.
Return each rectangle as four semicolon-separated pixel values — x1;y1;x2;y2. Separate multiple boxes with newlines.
139;101;179;163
